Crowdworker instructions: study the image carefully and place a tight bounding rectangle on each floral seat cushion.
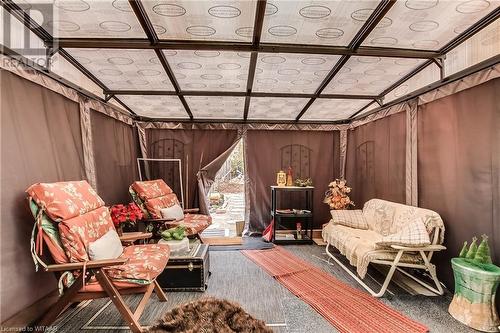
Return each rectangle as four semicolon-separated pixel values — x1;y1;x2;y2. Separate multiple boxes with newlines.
107;244;170;283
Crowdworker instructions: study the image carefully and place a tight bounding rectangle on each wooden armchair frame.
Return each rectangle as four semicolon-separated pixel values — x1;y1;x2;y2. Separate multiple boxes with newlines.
325;226;446;297
36;233;167;333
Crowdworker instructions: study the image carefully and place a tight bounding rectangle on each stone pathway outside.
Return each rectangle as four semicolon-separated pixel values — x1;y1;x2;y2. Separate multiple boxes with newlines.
201;192;245;237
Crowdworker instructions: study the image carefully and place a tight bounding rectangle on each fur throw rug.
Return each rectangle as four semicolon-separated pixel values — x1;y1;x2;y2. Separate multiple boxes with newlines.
147;297;273;333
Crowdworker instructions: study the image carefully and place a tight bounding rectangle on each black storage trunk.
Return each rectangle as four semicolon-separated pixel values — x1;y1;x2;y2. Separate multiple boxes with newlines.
157;243;210;292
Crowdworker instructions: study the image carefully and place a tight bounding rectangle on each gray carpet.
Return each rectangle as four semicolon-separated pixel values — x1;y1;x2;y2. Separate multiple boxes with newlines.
51;245;474;333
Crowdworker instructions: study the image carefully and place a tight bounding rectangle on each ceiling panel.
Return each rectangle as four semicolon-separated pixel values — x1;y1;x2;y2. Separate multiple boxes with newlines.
185;96;245;119
261;0;380;45
66;48;174;91
322;56;427;95
301;99;370;121
248;97;309;120
165;50;250;91
142;0;257;42
116;95;188;118
253;53;341;93
362;0;500;50
384;62;441;103
13;0;145;38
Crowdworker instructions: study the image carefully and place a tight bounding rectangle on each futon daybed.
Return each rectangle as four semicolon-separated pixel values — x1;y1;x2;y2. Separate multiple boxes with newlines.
322;199;446;297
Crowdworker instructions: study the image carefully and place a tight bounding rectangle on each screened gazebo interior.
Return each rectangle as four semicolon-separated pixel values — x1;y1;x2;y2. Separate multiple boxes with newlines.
1;0;500;332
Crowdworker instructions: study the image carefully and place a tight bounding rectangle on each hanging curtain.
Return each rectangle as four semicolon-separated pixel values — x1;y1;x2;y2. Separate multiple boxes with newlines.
197;138;241;215
417;78;500;289
345;112;406;208
146;129;239;209
245;130;340;233
1;71;85;321
90;110;140;204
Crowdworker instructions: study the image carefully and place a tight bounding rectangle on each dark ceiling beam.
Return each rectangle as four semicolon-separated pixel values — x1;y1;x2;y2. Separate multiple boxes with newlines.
128;0;193;119
296;0;396;121
106;89;379;100
53;38;440;59
243;0;267;121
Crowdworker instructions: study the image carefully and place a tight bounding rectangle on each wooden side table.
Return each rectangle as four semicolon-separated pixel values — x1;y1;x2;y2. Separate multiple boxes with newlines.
448;258;500;332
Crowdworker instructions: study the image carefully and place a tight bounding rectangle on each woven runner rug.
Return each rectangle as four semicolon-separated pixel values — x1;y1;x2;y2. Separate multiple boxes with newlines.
242;247;428;333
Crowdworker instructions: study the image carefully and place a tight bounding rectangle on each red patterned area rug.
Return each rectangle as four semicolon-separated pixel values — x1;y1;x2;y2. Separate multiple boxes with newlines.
242;247;428;333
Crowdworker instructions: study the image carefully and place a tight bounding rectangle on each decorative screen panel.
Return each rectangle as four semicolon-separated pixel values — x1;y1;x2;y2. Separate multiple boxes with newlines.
445;18;500;76
66;49;174;91
362;0;500;50
248;97;309;120
165;50;250;91
383;63;441;103
301;99;370;121
253;53;341;94
116;95;188;118
13;0;146;38
142;0;257;42
322;56;427;95
261;0;380;45
185;96;245;119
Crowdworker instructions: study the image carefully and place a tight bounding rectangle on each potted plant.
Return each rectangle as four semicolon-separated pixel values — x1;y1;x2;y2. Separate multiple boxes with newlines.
110;203;144;235
323;179;354;210
449;235;500;332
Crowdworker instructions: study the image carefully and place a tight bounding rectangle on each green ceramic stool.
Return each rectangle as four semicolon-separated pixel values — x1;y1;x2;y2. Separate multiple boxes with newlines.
449;258;500;332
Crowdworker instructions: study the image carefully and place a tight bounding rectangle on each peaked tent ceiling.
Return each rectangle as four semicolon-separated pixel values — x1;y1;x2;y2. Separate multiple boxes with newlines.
4;0;500;123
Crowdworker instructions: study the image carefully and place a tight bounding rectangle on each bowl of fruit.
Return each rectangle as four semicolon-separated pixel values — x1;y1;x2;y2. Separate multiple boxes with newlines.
158;225;190;253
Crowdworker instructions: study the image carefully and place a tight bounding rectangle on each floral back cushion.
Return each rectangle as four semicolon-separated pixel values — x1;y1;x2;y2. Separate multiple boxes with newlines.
146;194;180;219
131;180;173;201
59;206;115;262
27;181;105;221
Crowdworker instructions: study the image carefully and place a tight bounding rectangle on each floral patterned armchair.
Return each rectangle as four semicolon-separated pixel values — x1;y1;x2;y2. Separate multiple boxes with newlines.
129;179;212;237
26;180;170;333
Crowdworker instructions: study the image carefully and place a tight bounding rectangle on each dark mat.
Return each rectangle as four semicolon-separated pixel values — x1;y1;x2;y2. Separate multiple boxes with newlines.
209;236;274;251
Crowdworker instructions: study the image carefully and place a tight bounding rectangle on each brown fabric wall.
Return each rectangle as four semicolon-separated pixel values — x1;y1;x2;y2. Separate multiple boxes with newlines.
146;129;239;208
345;112;406;208
1;71;85;322
246;130;340;232
91;110;139;205
418;79;500;289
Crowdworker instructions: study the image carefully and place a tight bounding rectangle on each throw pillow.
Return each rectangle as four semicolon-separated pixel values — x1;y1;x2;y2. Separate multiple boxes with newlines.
330;210;369;230
88;229;123;261
161;204;184;221
376;217;431;248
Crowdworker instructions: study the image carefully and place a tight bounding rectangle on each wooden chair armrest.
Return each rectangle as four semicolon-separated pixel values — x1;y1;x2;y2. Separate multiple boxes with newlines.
184;208;199;213
120;232;152;243
45;258;128;272
390;244;446;251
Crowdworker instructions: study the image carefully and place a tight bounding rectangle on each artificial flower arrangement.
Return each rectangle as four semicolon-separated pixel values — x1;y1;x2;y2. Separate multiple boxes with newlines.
323;179;354;210
110;203;143;233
